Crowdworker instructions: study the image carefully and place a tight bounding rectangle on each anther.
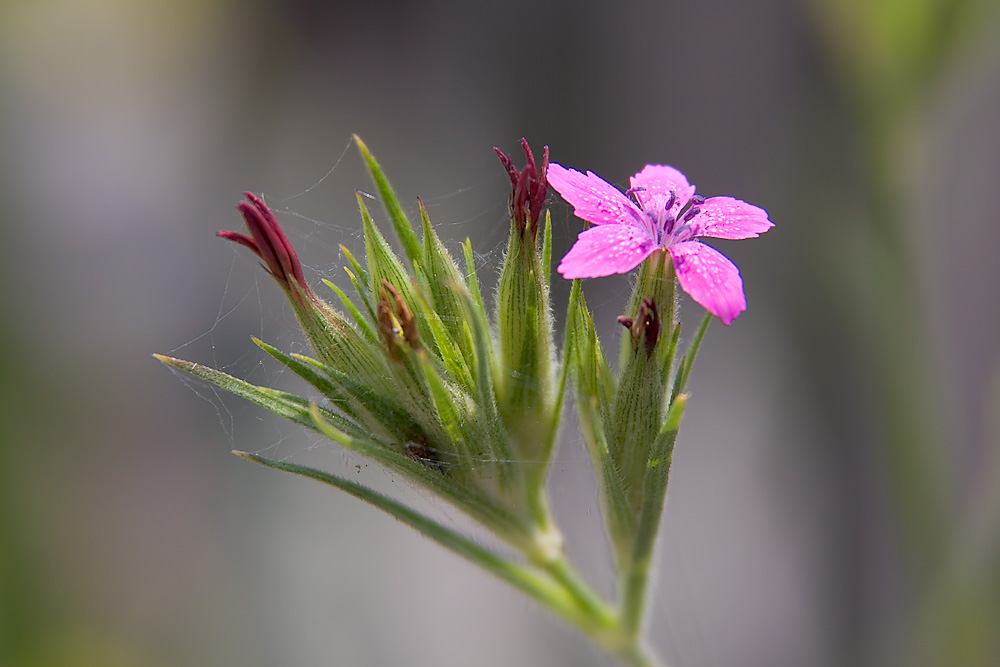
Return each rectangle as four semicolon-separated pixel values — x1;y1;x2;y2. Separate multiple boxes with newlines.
683;206;701;222
664;190;676;212
626;186;647;209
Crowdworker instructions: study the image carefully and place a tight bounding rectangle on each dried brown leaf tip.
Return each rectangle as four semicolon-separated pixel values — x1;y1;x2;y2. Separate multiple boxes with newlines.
494;138;549;239
617;298;660;356
377;280;420;359
218;193;311;302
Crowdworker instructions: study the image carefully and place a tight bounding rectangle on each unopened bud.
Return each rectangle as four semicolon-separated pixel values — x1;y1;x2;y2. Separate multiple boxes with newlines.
618;298;660;356
378;280;420;359
494;138;549;239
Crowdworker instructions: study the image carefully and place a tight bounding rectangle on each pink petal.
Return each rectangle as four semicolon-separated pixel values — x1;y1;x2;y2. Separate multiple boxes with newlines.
690;196;773;240
547;163;644;227
668;241;746;325
630;165;697;213
557;224;658;279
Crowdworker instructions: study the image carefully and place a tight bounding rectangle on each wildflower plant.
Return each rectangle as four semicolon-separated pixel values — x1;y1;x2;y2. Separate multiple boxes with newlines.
157;136;772;666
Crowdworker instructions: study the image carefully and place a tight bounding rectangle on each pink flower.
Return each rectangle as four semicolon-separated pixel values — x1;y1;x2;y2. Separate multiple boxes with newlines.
548;164;773;325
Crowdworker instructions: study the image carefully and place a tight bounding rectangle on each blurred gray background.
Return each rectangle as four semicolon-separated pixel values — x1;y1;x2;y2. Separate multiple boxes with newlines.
2;1;999;666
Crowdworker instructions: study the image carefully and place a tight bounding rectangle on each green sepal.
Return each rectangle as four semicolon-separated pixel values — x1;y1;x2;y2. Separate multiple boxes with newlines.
609;335;665;517
495;223;555;444
354;135;423;268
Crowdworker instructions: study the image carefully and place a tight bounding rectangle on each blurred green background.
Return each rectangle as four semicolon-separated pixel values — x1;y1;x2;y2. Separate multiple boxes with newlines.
2;1;999;665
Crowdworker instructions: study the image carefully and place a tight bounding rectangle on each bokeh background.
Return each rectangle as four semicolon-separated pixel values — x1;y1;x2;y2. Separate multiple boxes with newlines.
2;1;999;665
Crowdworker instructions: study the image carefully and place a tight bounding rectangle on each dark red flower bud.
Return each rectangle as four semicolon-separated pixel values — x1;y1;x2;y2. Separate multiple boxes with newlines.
618;298;660;356
218;193;310;301
494;138;549;239
377;280;420;360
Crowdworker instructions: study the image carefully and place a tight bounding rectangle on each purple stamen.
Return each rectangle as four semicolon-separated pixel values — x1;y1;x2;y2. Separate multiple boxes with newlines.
664;190;676;212
626;186;647;210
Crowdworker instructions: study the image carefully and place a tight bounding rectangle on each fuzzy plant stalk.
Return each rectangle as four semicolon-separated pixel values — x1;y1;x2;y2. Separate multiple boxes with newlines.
157;136;772;666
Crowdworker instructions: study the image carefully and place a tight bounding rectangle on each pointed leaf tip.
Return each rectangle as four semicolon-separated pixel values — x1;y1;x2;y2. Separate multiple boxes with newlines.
154;353;194;371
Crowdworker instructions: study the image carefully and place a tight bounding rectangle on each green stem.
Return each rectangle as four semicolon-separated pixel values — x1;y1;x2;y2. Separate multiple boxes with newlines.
538;554;617;632
617;642;667;667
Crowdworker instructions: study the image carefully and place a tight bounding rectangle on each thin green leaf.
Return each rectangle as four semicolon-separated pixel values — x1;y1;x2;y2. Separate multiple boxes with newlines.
254;337;345;403
409;275;475;392
541;209;552;290
659;322;682;389
234;450;597;632
358;193;412;300
419;199;472;358
354;134;423;267
462;239;488;320
339;266;378;331
541;278;580;466
153;354;368;441
578;394;634;564
339;244;369;292
323;280;377;345
670;311;711;404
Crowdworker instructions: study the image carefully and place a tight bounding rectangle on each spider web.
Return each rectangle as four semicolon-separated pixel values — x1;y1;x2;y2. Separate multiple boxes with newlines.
163;136;598;479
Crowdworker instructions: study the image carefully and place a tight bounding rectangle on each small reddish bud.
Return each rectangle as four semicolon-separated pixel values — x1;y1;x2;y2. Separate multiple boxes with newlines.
494;138;549;239
218;193;310;301
618;298;660;356
377;280;420;360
